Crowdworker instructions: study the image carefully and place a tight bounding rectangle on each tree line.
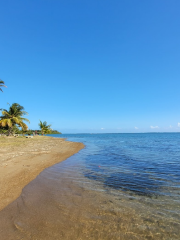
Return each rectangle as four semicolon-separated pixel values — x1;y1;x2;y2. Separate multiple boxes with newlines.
0;80;61;136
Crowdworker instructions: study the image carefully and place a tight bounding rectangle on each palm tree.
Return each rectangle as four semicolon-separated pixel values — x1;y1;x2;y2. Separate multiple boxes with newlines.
0;80;7;92
38;120;51;135
0;103;30;135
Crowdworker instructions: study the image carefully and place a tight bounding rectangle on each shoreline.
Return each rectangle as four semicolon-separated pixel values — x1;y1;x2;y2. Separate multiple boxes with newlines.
0;136;84;211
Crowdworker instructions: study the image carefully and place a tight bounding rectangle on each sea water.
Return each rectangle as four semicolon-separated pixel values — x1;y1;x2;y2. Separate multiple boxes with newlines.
0;133;180;239
58;133;180;197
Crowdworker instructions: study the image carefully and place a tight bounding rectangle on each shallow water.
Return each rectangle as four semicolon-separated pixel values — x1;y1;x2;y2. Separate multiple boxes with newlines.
0;133;180;239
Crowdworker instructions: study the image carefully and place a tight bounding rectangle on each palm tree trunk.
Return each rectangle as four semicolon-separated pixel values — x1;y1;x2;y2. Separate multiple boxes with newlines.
8;127;13;136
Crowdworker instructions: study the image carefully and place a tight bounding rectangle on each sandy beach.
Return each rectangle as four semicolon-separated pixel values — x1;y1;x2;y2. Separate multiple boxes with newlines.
0;136;84;211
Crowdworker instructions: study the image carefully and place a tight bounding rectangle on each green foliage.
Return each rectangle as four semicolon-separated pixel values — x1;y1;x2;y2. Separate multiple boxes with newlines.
27;129;61;135
0;126;8;134
0;103;30;135
0;80;61;136
0;79;7;92
0;125;21;135
50;130;61;134
38;120;52;135
0;127;61;136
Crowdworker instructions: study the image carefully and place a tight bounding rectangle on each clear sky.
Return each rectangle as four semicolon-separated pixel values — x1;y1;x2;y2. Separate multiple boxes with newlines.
0;0;180;133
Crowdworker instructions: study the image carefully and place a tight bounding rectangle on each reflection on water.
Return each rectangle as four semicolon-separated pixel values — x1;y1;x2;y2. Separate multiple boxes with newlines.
0;133;180;239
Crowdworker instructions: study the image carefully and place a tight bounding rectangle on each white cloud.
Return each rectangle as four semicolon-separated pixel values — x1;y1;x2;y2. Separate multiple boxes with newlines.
178;123;180;127
150;126;159;129
169;125;173;128
135;127;138;129
101;128;104;130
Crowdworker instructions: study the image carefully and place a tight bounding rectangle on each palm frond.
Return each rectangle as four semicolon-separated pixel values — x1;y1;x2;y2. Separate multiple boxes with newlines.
19;117;30;123
0;119;9;127
12;117;20;124
0;108;8;112
0;80;7;92
19;122;28;131
7;119;13;127
1;111;11;117
0;103;30;135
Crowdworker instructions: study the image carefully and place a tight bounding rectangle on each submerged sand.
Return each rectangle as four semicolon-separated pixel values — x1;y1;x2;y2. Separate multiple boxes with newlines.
0;136;84;211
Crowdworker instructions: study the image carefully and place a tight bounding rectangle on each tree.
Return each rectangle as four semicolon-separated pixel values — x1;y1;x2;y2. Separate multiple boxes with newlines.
0;103;30;135
0;80;7;92
38;120;51;135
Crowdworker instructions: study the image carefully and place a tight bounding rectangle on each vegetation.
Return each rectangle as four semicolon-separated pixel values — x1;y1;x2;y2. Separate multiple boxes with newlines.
0;80;61;135
0;80;7;92
0;125;20;135
0;127;61;135
0;103;30;136
26;129;61;135
38;120;52;135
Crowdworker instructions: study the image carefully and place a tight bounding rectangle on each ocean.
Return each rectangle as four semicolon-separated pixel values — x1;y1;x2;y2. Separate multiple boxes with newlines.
1;133;180;239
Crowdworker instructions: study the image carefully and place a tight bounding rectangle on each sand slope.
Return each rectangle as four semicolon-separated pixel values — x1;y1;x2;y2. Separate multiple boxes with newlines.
0;136;84;211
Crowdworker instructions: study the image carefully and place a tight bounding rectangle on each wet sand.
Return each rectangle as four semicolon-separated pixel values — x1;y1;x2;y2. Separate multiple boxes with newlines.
0;169;143;240
0;136;84;211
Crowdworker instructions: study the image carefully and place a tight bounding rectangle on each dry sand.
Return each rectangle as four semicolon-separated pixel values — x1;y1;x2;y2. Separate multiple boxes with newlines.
0;136;84;211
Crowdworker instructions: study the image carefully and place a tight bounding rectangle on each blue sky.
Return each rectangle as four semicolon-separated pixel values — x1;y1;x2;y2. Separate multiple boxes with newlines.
0;0;180;133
